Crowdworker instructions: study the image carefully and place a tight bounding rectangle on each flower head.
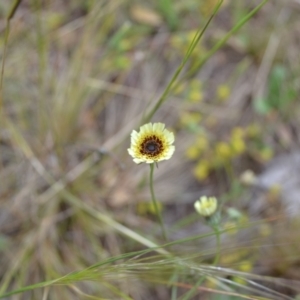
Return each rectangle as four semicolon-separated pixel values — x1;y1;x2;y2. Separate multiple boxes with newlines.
194;196;217;217
240;169;257;186
128;122;175;164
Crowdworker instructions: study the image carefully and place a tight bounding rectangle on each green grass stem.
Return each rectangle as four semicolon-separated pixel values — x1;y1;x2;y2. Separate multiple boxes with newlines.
143;0;223;124
184;0;269;79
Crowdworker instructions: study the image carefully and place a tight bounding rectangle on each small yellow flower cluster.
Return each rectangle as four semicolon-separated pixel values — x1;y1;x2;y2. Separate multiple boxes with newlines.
184;123;271;181
194;160;210;180
180;112;202;130
215;127;247;161
217;84;231;102
186;135;208;159
188;79;204;104
177;79;204;104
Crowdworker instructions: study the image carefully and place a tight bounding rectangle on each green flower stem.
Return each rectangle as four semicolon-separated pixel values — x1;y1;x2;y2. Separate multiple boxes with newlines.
149;163;168;241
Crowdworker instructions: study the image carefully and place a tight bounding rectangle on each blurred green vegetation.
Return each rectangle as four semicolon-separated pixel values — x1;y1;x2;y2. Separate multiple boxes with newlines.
1;0;300;299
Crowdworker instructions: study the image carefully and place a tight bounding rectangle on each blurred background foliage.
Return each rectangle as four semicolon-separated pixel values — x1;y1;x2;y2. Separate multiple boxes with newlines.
1;0;300;299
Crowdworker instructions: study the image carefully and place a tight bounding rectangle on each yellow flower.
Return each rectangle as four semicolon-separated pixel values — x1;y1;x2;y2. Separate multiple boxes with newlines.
188;89;203;103
128;122;175;164
194;196;217;217
246;124;260;138
231;127;245;139
217;84;230;101
231;138;246;155
194;161;210;180
196;136;208;150
180;112;202;127
186;145;200;160
215;142;231;160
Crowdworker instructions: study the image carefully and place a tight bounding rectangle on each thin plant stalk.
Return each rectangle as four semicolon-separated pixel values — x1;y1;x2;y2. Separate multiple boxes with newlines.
143;0;223;124
149;163;168;241
184;0;269;79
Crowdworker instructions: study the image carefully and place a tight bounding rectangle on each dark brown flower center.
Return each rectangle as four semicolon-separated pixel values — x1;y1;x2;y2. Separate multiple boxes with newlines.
140;136;163;157
146;142;157;152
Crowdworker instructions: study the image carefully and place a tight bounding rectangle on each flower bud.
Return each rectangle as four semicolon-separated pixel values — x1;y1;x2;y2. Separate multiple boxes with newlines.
194;196;217;217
